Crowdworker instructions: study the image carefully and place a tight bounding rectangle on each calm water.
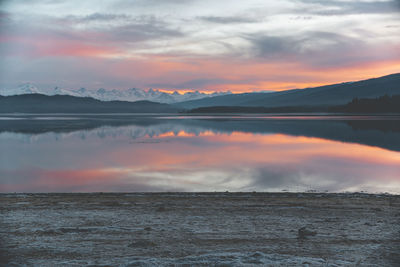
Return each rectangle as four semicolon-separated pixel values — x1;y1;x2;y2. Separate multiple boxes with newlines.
1;115;399;193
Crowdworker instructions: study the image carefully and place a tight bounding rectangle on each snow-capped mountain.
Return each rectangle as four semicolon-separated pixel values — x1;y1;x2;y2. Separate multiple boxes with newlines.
0;83;42;96
0;83;231;104
82;87;231;103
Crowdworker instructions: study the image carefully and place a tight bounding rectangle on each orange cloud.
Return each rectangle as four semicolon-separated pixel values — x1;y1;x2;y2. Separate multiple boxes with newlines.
2;32;399;93
103;54;400;93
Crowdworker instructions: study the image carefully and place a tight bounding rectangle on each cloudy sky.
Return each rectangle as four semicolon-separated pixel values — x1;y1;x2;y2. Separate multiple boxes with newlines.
0;0;399;93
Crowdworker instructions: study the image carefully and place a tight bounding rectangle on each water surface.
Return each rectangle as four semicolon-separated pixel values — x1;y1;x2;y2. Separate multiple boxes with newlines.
1;115;399;193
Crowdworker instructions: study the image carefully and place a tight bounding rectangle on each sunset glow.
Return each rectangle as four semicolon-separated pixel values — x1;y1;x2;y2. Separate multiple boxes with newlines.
1;0;399;93
2;1;400;265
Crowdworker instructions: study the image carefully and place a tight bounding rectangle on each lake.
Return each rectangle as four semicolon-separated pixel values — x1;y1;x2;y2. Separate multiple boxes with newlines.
0;114;399;193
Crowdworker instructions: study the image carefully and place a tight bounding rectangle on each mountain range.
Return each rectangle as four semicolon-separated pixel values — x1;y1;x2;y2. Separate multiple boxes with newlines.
1;73;399;113
0;84;231;104
176;73;400;109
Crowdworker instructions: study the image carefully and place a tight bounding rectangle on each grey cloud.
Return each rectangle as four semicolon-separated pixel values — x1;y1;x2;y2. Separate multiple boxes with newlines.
0;10;10;19
385;24;400;28
148;78;230;89
199;16;258;24
55;13;184;42
109;0;198;8
174;78;229;88
62;14;184;43
294;0;400;16
244;31;382;68
4;12;184;46
106;19;183;43
64;13;131;23
0;10;11;28
247;35;295;59
147;75;266;89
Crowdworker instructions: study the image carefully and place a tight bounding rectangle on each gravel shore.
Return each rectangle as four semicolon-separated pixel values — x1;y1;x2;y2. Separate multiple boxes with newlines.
1;193;399;266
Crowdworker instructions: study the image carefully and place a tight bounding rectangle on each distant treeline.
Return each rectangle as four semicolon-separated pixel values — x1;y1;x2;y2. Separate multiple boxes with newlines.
334;94;400;113
188;95;400;114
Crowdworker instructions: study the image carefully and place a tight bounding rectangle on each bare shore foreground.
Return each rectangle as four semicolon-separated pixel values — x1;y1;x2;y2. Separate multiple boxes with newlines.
0;193;399;266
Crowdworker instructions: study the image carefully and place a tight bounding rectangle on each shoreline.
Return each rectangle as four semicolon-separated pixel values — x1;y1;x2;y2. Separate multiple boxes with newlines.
1;192;399;266
0;191;399;196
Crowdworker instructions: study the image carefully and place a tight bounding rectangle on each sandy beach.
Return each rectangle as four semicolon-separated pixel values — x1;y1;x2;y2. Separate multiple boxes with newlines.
1;193;399;266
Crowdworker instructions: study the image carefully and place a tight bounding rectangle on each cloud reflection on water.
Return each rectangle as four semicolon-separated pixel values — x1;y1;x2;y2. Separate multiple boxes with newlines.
0;119;399;193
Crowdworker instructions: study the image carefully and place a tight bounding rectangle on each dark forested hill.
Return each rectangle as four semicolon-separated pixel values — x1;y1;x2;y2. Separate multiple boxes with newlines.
177;73;400;109
0;94;179;113
188;95;400;114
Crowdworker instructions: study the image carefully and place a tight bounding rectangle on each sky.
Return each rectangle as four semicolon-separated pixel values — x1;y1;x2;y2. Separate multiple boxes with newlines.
0;0;399;93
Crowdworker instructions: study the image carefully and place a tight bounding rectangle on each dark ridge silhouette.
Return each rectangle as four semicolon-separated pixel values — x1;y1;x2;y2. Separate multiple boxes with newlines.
0;94;179;113
176;73;400;109
188;95;400;114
